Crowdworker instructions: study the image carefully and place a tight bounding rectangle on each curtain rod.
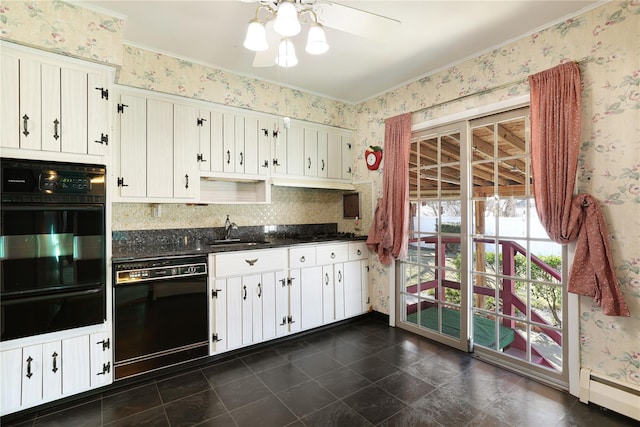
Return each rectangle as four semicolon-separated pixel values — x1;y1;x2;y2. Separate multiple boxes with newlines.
413;56;594;116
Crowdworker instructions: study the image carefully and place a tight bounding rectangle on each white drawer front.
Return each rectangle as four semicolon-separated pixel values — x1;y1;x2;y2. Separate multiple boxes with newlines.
316;243;349;265
289;246;316;269
349;242;369;260
214;248;288;277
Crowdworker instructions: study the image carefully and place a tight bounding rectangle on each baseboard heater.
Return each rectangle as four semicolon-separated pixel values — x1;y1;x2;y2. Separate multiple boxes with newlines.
579;368;640;421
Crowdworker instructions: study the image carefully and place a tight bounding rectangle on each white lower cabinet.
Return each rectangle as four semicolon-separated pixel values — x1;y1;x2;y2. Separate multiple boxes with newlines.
0;329;112;416
208;242;368;356
209;249;288;354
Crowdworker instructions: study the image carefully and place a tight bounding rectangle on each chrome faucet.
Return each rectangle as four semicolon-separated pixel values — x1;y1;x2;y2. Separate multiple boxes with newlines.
224;215;238;240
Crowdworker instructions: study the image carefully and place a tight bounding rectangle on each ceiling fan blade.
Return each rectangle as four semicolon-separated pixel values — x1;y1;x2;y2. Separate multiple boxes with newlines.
314;2;400;41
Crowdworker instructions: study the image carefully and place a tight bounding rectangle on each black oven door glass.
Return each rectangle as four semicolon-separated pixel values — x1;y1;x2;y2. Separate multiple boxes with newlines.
1;205;105;295
1;285;104;341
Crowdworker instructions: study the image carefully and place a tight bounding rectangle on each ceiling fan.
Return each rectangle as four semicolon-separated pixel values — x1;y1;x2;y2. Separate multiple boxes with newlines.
241;0;401;67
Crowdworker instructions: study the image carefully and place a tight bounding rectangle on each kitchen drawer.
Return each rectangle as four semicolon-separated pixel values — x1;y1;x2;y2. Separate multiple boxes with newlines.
214;248;288;277
316;243;349;265
289;245;316;269
349;242;369;260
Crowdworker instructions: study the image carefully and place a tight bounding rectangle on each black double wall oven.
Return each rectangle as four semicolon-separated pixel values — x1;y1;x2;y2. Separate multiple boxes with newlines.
0;158;107;342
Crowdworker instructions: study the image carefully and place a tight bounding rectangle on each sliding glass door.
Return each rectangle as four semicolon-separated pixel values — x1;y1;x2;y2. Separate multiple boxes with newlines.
398;107;568;387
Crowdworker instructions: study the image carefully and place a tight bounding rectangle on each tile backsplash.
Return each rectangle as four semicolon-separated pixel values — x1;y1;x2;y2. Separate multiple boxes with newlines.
112;184;372;235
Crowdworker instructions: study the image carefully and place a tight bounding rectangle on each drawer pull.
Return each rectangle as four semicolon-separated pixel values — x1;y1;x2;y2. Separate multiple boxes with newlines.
331;252;335;259
300;255;305;263
245;258;258;266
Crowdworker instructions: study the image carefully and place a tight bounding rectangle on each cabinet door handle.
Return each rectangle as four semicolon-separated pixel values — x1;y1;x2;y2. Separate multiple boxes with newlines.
257;283;262;298
325;273;329;285
331;252;335;259
52;351;59;373
240;152;244;166
226;150;231;164
300;255;305;263
243;285;247;300
185;174;189;189
321;159;325;171
245;258;258;266
22;114;30;136
26;356;33;378
308;158;311;169
53;119;60;140
338;270;342;283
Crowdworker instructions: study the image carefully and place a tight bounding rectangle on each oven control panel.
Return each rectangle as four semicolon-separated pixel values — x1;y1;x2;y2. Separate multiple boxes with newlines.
115;257;207;284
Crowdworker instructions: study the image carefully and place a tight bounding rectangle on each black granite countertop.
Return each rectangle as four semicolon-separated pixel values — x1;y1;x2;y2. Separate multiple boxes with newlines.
112;224;367;262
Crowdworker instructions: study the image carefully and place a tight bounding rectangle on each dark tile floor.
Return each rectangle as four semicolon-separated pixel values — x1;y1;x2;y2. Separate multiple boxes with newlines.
3;315;636;427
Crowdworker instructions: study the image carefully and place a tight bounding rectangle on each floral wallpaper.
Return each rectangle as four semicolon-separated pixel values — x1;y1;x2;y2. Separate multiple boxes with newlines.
0;0;123;65
1;0;638;392
118;45;355;129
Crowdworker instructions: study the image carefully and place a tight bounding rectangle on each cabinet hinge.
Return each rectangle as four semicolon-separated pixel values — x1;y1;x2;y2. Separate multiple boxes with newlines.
212;288;222;298
95;87;109;100
117;177;128;187
287;316;295;325
94;133;109;145
287;277;295;286
97;361;111;375
197;117;207;126
96;338;111;351
117;103;128;114
212;333;222;342
261;128;269;136
273;129;279;138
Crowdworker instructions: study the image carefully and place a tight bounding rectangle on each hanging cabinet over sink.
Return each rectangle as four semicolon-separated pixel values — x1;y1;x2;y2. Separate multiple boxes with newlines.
111;86;354;203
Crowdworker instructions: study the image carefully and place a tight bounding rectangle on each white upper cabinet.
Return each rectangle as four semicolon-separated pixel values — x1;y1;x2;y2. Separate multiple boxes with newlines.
114;90;200;201
146;99;174;198
173;104;199;199
0;42;112;159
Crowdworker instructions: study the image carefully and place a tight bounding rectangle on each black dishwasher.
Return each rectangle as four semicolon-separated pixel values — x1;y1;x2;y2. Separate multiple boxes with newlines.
113;255;209;380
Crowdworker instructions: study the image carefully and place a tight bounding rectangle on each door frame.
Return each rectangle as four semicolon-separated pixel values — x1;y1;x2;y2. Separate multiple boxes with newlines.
392;95;579;392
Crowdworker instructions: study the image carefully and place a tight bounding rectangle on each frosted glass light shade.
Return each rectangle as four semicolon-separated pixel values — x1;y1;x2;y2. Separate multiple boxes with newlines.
276;39;298;68
305;23;329;55
273;1;301;37
243;19;268;51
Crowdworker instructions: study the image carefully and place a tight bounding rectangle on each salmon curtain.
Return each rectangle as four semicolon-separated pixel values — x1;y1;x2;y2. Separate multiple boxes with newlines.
529;62;630;316
367;113;411;264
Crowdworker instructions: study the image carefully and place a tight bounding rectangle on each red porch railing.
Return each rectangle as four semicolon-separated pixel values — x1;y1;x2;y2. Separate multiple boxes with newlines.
405;236;562;369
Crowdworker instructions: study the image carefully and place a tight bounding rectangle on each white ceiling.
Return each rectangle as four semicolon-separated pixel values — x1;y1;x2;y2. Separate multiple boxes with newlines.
82;0;598;104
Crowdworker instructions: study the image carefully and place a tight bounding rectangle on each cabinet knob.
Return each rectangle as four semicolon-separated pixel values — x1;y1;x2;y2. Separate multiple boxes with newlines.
300;256;305;263
331;252;335;259
357;249;362;255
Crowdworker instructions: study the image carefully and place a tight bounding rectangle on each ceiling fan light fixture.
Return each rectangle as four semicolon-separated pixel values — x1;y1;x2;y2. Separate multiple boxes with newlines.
243;19;268;51
276;38;298;68
305;23;329;55
273;0;301;37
